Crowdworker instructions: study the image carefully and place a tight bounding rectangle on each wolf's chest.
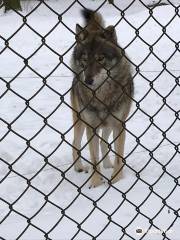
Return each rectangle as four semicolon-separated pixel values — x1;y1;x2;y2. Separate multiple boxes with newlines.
90;84;122;110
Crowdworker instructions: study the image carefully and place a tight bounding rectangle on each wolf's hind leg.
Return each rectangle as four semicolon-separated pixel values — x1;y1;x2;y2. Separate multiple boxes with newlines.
101;128;113;169
111;126;125;184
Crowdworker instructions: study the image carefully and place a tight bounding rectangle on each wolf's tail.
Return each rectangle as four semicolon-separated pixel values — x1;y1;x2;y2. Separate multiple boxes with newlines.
81;8;104;31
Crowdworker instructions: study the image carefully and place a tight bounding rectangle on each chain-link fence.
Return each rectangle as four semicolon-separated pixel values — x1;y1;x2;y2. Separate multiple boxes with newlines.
0;0;180;239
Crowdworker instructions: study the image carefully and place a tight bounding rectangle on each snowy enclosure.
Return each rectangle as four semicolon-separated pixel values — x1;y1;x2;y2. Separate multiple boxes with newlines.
0;0;180;239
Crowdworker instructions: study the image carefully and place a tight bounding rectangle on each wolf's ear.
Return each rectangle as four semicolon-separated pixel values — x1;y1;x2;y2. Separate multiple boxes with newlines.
76;24;83;34
103;25;117;43
76;24;87;42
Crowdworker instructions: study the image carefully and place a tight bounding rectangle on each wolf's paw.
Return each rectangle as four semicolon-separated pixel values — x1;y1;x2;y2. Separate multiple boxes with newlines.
111;171;123;184
89;175;104;188
103;158;113;169
74;163;89;173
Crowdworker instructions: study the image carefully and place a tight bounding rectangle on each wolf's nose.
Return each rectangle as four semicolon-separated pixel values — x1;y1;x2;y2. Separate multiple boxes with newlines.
85;78;94;85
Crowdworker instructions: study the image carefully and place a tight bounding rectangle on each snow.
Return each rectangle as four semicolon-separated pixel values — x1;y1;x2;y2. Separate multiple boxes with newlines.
0;0;180;239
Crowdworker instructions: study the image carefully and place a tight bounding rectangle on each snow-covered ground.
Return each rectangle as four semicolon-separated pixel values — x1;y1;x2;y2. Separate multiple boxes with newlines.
0;0;180;239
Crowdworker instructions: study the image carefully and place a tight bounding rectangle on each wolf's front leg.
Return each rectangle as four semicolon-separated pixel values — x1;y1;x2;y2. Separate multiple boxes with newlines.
111;126;125;184
101;127;113;169
86;127;103;188
73;120;88;172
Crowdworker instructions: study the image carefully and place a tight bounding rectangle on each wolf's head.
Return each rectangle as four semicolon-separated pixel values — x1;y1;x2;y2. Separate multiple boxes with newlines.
73;9;122;88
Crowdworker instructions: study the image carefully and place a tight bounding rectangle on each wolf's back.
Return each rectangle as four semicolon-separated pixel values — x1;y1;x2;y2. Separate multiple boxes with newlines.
81;8;104;31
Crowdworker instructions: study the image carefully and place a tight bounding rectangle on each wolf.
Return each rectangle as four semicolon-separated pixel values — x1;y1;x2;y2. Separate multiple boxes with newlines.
70;9;134;188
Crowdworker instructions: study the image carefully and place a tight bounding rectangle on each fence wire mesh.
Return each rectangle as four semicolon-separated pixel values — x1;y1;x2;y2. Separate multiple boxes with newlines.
0;0;180;239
